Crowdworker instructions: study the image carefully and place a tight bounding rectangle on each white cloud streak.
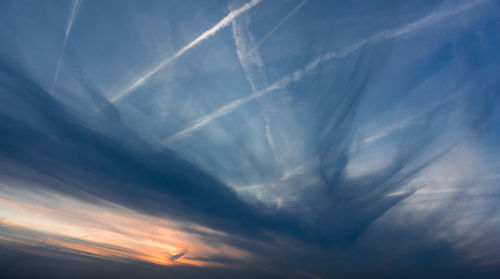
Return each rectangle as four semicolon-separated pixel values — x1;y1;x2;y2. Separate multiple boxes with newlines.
265;117;276;153
109;0;263;103
230;0;278;163
231;3;268;92
50;0;81;94
251;0;307;54
162;0;488;144
229;0;307;164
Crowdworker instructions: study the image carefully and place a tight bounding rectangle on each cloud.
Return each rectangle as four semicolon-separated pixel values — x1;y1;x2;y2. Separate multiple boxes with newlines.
251;0;307;52
170;251;187;262
109;0;263;103
50;0;81;94
162;0;489;144
230;0;268;93
0;181;250;267
0;58;305;243
229;0;303;168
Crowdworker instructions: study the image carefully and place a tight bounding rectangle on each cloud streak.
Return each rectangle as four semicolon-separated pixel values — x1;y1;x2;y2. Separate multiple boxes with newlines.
50;0;81;94
110;0;263;103
0;183;247;267
251;0;307;53
229;0;307;168
162;0;489;144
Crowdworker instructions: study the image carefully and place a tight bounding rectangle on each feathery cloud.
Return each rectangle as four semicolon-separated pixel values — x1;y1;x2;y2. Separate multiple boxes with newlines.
110;0;263;103
162;0;488;144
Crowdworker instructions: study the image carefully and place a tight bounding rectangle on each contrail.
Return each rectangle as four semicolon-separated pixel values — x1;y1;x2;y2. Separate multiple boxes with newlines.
163;70;310;144
231;0;307;166
165;0;307;149
110;0;263;103
231;0;273;162
231;0;307;93
257;0;307;163
251;0;307;54
50;0;81;94
162;0;489;144
219;0;307;81
231;1;268;93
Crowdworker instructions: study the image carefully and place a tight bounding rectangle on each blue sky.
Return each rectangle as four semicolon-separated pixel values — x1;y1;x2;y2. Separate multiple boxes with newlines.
1;0;500;278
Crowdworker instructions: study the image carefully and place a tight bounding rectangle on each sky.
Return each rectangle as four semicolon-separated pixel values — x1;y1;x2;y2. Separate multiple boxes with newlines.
0;0;500;278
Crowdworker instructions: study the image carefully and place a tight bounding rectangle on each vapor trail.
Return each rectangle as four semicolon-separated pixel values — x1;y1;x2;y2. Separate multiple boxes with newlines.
110;0;263;103
162;0;488;144
231;1;268;93
252;0;307;54
50;0;81;94
231;0;308;94
230;0;279;164
219;0;307;80
230;0;307;167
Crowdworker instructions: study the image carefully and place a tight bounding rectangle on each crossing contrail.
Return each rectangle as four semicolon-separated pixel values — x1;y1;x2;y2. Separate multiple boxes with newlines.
162;0;489;144
110;0;263;103
230;0;307;166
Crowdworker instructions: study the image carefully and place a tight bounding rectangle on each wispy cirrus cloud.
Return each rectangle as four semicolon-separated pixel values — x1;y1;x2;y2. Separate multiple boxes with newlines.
109;0;263;103
162;0;489;144
229;0;308;167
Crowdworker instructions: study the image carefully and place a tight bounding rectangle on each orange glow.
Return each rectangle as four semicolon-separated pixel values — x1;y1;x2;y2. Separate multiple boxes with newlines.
0;184;250;267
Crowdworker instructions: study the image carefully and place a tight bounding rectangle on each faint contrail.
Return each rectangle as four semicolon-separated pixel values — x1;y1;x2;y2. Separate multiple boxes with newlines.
231;0;307;93
50;0;81;94
162;69;311;144
218;0;307;81
231;2;268;93
165;0;307;147
110;0;263;103
230;0;307;166
162;0;489;144
231;0;273;162
252;0;307;54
